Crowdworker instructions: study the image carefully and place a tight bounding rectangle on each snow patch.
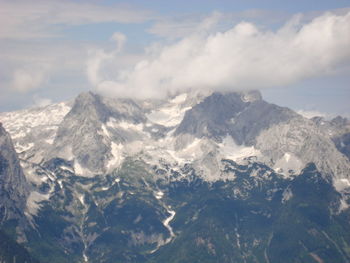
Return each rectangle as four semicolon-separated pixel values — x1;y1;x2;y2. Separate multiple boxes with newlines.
83;253;88;263
45;138;54;144
74;160;93;177
106;118;143;131
77;194;85;206
16;142;34;152
273;152;303;177
107;142;124;170
170;138;202;163
170;93;187;104
339;198;349;212
74;161;84;175
219;136;260;162
146;94;191;127
26;191;50;216
23;167;48;185
155;191;164;200
284;153;291;162
11;131;26;139
100;124;110;137
150;205;176;254
163;207;176;243
0;102;71;159
58;146;74;160
334;178;350;191
60;165;74;173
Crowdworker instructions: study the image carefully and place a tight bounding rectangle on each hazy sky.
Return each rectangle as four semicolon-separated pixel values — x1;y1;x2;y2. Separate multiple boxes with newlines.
0;0;349;118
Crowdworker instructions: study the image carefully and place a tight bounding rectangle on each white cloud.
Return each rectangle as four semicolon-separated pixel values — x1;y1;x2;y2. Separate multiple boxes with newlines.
12;68;46;93
33;96;52;108
147;11;224;39
86;32;127;85
147;10;288;40
87;49;111;86
0;0;153;39
297;110;330;119
0;38;90;104
93;11;350;99
111;32;127;52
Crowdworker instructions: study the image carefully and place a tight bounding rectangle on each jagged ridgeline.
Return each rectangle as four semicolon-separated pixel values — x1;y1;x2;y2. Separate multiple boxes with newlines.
0;90;349;263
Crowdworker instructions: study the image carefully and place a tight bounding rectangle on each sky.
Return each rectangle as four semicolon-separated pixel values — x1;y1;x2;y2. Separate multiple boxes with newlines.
0;0;349;118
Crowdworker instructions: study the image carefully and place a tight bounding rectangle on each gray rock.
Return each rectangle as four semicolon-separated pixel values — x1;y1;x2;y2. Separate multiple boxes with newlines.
175;91;296;145
51;91;147;174
311;115;350;160
0;123;29;222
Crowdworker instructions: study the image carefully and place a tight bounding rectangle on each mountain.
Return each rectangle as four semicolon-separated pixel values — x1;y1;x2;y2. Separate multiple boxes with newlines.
51;91;147;174
0;90;349;263
0;123;39;263
0;123;29;222
312;116;350;161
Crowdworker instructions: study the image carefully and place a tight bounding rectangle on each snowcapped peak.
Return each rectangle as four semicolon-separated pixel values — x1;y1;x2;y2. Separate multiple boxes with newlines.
74;91;97;103
1;90;349;192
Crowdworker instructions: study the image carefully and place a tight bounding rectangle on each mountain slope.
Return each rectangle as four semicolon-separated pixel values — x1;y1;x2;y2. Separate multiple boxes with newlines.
0;124;39;263
0;90;349;263
0;123;29;222
0;229;40;263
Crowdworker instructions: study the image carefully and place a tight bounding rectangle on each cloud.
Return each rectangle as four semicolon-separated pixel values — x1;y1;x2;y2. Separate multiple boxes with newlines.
0;0;153;39
87;50;111;86
111;32;127;52
32;95;52;108
93;11;350;99
296;110;331;119
147;11;224;40
147;10;288;40
86;32;127;85
12;68;47;93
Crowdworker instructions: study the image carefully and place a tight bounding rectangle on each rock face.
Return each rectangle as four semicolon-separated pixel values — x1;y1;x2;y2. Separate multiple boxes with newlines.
312;116;350;161
2;90;349;184
52;91;147;174
0;123;29;222
256;117;350;188
0;90;350;263
175;91;296;146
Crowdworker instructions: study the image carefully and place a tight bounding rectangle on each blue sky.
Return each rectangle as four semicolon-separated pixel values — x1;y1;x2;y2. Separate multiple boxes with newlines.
130;0;348;13
0;0;349;118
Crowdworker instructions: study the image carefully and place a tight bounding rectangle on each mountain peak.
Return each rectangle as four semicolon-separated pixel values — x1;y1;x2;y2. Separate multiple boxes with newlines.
69;91;111;122
175;90;294;145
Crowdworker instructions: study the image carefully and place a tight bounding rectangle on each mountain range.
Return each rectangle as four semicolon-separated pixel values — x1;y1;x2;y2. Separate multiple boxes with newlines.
0;90;349;263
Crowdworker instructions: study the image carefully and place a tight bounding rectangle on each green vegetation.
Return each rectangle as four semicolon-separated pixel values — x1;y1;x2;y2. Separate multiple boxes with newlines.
2;161;350;262
0;229;40;263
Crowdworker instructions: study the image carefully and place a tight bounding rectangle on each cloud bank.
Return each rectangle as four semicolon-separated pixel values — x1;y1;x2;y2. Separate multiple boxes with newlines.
92;11;350;99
